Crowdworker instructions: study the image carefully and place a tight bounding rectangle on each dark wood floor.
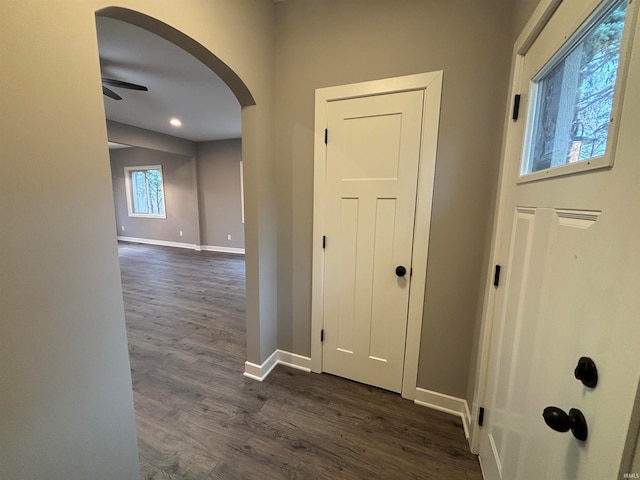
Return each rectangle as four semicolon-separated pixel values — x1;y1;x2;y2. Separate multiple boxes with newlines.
118;242;483;480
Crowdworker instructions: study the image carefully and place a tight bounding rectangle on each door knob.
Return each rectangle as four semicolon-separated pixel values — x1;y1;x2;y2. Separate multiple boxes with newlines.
542;406;588;441
574;356;598;388
395;266;407;277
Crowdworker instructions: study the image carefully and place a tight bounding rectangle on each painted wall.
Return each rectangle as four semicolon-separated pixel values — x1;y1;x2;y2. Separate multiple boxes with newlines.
273;0;514;399
197;139;245;249
512;0;545;39
0;1;276;478
110;147;200;245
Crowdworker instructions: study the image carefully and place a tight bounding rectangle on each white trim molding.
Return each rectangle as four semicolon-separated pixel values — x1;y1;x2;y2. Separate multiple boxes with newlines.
117;236;245;254
415;387;471;441
200;245;245;255
243;350;312;382
117;236;198;250
311;72;444;402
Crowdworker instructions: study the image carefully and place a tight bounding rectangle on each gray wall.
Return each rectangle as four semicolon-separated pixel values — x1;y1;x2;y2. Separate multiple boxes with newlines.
197;139;245;249
110;147;200;245
512;0;544;40
0;1;277;478
273;0;515;399
107;119;196;157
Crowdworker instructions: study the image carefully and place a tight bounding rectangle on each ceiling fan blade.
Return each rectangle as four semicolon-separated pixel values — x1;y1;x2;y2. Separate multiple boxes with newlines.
103;86;122;100
102;77;148;91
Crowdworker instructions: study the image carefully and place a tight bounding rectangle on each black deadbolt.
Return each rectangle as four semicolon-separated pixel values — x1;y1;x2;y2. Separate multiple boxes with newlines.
574;356;598;388
543;406;588;441
395;266;407;277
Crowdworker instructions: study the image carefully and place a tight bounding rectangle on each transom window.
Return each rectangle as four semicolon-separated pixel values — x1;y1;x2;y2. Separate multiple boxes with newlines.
124;165;166;218
522;0;629;176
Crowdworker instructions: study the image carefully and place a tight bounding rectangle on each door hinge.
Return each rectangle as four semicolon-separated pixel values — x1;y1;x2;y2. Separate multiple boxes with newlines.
493;265;501;287
512;94;521;121
478;407;485;426
325;128;328;144
321;329;324;342
322;235;326;249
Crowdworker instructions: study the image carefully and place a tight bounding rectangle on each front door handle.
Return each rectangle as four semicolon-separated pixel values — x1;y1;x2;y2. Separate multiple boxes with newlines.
542;406;588;441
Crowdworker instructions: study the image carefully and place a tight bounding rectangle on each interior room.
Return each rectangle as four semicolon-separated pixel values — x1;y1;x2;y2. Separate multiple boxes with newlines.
2;1;639;479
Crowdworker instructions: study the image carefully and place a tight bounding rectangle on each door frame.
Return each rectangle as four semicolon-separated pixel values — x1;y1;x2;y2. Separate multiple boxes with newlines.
310;72;443;400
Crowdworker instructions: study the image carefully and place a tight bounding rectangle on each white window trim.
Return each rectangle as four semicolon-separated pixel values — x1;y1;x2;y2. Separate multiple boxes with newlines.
518;0;636;184
124;165;167;219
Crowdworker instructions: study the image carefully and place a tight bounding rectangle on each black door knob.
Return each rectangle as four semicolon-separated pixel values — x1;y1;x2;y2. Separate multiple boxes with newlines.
574;356;598;388
542;406;588;441
395;266;407;277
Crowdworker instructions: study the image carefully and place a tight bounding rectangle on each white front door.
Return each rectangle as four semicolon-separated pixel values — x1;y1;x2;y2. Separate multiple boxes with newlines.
321;90;424;393
479;0;640;478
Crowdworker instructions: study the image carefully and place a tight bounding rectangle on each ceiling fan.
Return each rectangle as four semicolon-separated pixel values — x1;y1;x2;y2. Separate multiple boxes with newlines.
102;77;148;100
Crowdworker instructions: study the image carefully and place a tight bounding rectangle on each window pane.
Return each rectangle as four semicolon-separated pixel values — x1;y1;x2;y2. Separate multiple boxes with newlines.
131;171;149;214
146;169;164;216
525;0;627;174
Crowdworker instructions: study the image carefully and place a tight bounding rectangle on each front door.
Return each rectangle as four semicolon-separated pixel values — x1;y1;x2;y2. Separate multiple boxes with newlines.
321;90;424;393
479;0;640;478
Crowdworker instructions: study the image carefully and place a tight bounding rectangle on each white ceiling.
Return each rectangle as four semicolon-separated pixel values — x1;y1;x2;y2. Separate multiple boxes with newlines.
96;17;241;143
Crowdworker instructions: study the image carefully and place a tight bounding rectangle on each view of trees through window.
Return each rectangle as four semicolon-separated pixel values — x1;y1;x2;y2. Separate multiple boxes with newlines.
127;167;165;217
527;0;627;173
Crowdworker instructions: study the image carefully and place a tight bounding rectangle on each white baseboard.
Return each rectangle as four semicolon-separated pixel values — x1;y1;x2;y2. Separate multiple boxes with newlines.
118;236;199;250
243;349;311;381
117;236;245;255
277;350;312;372
415;387;471;440
244;350;279;382
200;245;245;255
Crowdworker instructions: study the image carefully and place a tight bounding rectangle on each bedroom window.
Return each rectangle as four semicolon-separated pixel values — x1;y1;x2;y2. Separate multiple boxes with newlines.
522;0;629;176
124;165;166;218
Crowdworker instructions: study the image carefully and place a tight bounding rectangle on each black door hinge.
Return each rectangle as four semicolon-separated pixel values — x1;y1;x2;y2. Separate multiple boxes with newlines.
512;94;521;121
322;236;326;249
478;407;485;426
325;128;328;144
321;329;324;342
493;265;501;287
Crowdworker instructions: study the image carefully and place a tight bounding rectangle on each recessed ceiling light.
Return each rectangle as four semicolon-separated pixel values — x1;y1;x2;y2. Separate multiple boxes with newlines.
169;118;182;127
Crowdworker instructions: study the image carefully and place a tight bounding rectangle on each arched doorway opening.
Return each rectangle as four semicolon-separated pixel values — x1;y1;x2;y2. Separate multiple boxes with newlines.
94;7;266;476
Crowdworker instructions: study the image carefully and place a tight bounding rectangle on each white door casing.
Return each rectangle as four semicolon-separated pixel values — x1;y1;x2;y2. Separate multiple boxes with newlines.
474;0;640;479
311;72;443;400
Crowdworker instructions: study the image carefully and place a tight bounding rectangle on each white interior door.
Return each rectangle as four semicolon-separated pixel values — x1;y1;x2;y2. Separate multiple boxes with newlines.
321;90;424;393
479;0;640;478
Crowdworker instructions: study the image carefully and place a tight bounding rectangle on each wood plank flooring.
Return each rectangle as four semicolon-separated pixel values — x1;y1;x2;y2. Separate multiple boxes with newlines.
118;242;483;480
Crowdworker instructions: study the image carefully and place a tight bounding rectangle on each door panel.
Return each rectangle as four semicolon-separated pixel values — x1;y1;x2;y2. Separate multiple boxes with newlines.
323;90;424;393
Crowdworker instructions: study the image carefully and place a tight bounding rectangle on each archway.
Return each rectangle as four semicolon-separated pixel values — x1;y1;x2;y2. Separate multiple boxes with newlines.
94;7;269;373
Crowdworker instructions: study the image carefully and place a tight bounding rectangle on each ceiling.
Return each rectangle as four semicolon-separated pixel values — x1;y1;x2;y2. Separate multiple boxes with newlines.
96;17;241;143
